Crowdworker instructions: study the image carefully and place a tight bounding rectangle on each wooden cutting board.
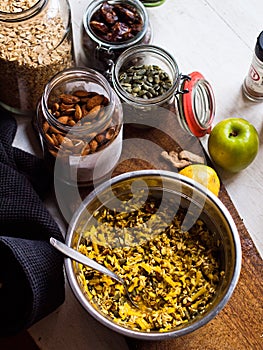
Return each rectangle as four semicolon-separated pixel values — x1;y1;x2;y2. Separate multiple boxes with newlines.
116;116;263;350
3;113;262;350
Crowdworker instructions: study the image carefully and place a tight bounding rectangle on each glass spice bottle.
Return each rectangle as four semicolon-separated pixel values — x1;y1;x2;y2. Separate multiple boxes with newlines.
80;0;152;78
35;67;123;186
0;0;75;116
112;44;215;137
242;31;263;102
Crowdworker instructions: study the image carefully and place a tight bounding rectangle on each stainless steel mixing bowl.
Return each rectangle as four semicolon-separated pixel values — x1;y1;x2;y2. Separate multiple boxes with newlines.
64;170;242;340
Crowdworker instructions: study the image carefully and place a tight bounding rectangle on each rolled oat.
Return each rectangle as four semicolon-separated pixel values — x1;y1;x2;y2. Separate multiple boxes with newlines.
0;0;74;114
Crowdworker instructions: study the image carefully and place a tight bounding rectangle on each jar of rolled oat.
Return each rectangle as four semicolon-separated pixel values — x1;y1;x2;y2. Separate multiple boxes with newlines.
35;67;123;186
0;0;74;116
112;44;215;137
80;0;152;78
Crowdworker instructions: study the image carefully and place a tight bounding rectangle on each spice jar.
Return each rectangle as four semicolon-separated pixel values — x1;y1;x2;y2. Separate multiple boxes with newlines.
242;31;263;102
35;67;123;186
112;44;215;137
80;0;152;77
0;0;74;116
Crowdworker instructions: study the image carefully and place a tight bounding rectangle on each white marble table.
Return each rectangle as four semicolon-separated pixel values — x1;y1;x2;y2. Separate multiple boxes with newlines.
27;0;263;348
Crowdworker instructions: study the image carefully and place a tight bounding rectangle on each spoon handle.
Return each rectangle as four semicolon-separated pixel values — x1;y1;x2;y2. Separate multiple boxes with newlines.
50;237;124;285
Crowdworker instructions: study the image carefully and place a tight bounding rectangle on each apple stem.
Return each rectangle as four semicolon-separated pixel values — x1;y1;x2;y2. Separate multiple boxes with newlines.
230;130;238;137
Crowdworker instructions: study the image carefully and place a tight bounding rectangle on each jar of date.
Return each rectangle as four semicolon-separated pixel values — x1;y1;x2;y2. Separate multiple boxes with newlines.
35;67;123;186
80;0;152;77
112;44;216;137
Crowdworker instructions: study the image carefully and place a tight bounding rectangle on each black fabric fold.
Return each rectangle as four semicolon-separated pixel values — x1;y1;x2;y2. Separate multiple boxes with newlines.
0;110;65;337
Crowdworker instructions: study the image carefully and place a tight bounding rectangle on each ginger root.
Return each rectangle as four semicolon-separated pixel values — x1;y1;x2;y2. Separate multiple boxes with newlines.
161;150;205;169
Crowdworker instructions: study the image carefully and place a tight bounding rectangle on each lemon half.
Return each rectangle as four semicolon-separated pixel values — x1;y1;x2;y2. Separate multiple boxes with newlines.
179;164;220;196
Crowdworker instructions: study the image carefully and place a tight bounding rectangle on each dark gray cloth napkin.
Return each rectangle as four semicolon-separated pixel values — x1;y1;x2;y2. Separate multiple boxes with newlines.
0;110;65;337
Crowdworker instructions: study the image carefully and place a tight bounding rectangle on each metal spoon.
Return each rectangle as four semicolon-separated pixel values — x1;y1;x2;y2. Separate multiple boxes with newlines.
50;237;140;309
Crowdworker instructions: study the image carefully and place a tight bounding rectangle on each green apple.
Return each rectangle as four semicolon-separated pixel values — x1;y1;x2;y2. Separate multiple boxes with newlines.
208;118;259;172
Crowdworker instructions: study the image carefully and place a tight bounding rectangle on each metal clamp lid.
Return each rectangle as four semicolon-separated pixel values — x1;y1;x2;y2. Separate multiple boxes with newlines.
95;45;115;80
176;72;215;137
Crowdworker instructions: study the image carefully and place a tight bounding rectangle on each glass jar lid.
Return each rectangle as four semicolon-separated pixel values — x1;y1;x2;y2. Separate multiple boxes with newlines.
176;71;215;137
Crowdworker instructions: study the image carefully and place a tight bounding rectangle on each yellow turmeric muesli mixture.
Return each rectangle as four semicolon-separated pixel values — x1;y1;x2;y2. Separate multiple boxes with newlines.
76;192;224;332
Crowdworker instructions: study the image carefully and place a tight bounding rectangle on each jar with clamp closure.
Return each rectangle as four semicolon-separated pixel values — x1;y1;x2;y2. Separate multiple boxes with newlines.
80;0;152;78
112;44;215;137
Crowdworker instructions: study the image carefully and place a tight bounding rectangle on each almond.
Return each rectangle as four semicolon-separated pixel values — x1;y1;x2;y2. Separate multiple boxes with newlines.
57;116;69;124
56;134;65;144
81;143;91;156
43;121;49;133
60;103;75;111
86;94;105;110
75;104;82;121
73;90;90;98
45;133;55;145
89;139;98;152
59;94;80;104
87;105;101;120
105;127;116;140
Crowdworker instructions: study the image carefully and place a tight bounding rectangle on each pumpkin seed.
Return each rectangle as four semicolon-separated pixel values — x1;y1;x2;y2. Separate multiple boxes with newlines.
118;64;172;99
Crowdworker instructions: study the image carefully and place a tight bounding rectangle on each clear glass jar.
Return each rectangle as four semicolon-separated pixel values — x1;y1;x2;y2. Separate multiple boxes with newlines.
0;0;74;116
35;67;123;186
80;0;152;77
112;44;215;137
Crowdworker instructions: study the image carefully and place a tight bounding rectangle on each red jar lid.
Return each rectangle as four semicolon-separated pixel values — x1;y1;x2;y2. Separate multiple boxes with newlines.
178;71;215;137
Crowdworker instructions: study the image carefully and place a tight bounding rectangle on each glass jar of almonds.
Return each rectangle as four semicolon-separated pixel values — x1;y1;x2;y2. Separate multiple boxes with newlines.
35;67;123;186
0;0;74;116
112;44;216;137
80;0;152;78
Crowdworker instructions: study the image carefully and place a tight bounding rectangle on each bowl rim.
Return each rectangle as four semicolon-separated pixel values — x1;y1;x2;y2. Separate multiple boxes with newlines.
64;169;242;340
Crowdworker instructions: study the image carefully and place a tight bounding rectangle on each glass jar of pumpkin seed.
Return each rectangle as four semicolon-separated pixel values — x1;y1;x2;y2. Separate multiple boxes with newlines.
0;0;74;116
112;44;216;137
